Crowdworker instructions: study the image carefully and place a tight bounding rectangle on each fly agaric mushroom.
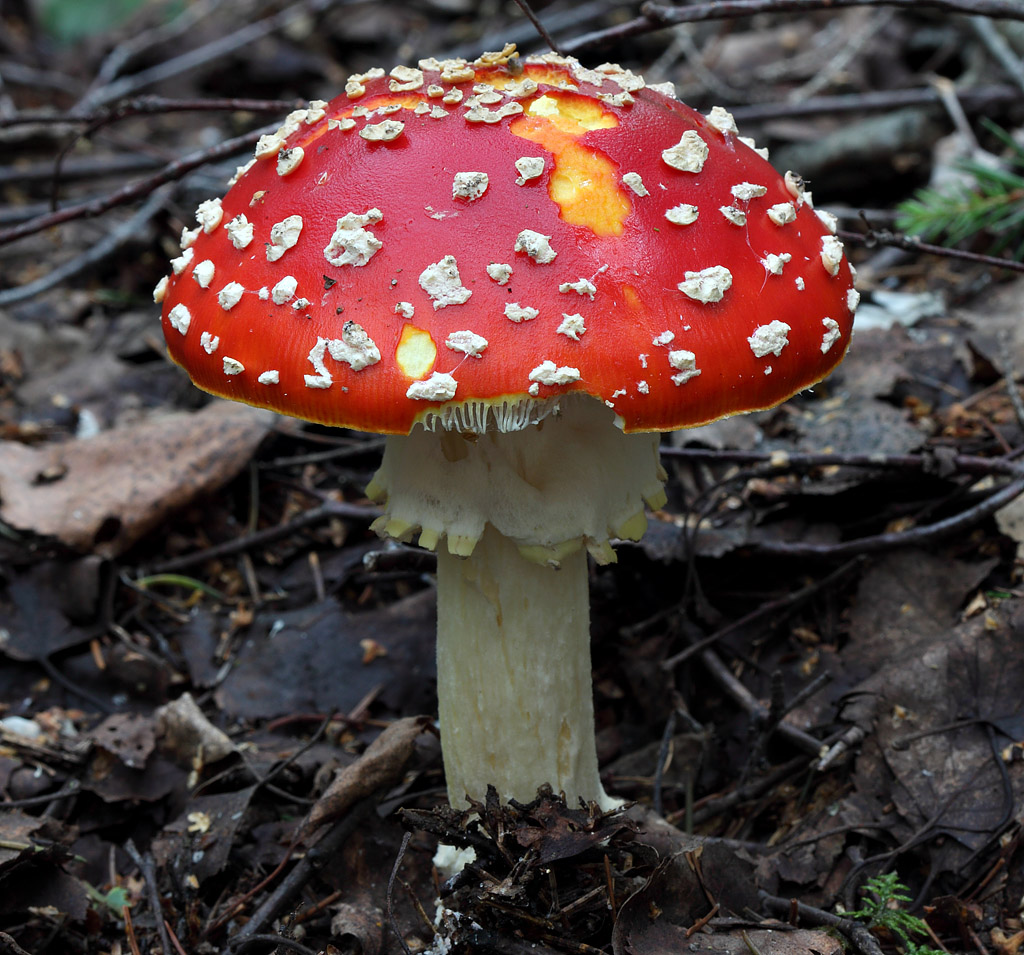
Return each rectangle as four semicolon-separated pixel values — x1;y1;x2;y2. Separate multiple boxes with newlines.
156;45;857;810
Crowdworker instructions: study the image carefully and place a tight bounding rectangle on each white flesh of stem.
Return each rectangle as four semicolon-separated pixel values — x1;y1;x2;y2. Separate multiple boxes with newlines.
436;524;617;809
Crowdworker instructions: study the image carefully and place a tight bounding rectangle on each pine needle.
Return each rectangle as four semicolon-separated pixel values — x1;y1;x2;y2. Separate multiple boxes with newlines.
896;118;1024;261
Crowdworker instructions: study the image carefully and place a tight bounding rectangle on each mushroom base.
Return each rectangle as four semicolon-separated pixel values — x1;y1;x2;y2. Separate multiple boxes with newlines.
436;524;616;808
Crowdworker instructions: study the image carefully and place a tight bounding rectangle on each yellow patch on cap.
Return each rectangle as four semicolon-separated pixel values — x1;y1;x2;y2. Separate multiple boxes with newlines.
396;325;437;379
512;95;629;237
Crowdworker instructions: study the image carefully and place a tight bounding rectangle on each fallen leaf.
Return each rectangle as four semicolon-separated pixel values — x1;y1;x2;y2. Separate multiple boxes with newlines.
330;891;384;955
0;400;274;556
302;716;430;835
612;842;762;955
842;548;996;682
214;590;435;722
156;692;237;766
87;712;156;769
152;785;258;885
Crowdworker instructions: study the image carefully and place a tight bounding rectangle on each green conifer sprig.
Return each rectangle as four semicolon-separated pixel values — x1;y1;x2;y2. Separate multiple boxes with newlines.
896;119;1024;261
842;872;944;954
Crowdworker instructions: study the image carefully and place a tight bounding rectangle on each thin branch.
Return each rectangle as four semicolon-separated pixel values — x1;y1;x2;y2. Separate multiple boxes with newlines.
562;0;1024;53
0;933;35;955
687;625;829;757
644;0;1024;25
760;891;886;955
729;84;1022;122
971;15;1024;94
661;557;864;670
753;472;1024;557
388;832;415;955
49;98;292;211
88;0;221;94
0;183;173;306
0;126;266;248
659;446;1024;558
657;446;1024;477
142;499;381;576
0;95;299;129
843;223;1024;274
217;798;375;942
511;0;563;54
74;0;334;111
123;840;173;955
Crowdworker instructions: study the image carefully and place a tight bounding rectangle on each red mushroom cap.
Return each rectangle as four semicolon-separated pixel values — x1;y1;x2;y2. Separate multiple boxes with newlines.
157;47;857;435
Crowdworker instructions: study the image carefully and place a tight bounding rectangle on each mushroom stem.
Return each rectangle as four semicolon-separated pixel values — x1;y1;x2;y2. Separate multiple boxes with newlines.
436;524;616;809
366;396;668;808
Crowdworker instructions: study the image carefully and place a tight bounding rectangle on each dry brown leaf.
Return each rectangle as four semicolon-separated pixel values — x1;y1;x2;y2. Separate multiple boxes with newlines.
302;716;430;836
329;892;384;955
88;712;156;769
156;692;237;766
0;401;275;556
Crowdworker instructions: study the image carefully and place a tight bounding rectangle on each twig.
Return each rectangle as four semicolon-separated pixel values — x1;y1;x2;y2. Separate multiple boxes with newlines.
729;84;1022;122
123;904;141;955
37;654;115;714
788;8;895;101
971;15;1024;94
223;797;376;942
51;98;294;209
0;183;173;306
88;0;221;94
512;0;563;53
845;223;1024;274
996;333;1024;432
687;626;828;757
562;0;1024;53
0;153;161;183
752;472;1024;557
817;725;868;771
124;839;172;955
645;0;1024;25
652;707;679;818
227;935;318;954
658;446;1023;475
163;922;188;955
659;446;1024;557
388;832;414;955
0;95;298;130
662;558;864;670
0;126;267;248
249;712;335;793
0;779;80;809
74;0;334;111
0;933;34;955
0;60;80;96
672;753;808;827
142;499;380;575
760;891;886;955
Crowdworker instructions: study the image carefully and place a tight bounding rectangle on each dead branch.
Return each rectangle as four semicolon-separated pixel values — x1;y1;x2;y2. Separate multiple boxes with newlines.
730;84;1020;123
74;0;335;111
843;224;1024;275
0;183;173;307
661;558;865;671
0;126;266;248
760;891;886;955
679;621;830;757
142;499;381;576
563;0;1024;53
0;95;299;130
661;446;1024;557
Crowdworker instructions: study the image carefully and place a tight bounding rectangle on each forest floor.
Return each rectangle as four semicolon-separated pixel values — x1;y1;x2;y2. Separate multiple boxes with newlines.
1;1;1024;954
